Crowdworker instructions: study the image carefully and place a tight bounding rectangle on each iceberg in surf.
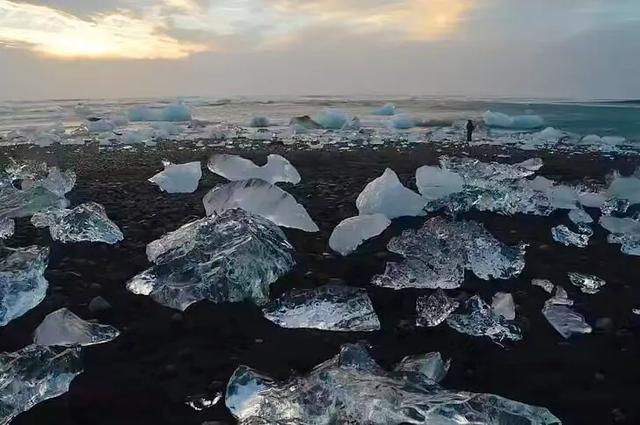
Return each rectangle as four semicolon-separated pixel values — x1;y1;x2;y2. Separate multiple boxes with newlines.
262;285;380;332
447;296;522;344
599;216;640;256
542;287;591;339
249;116;270;127
226;343;560;425
148;161;202;193
314;108;349;129
0;246;49;327
33;308;120;347
416;289;460;327
391;114;416;129
372;103;396;116
0;218;14;239
127;209;295;311
203;179;318;232
328;214;391;256
356;168;425;219
208;154;301;185
483;110;545;129
31;202;123;244
128;102;191;122
0;345;82;425
373;217;526;290
289;115;323;131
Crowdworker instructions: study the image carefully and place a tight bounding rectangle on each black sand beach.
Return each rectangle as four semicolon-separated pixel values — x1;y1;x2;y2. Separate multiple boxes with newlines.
1;142;640;425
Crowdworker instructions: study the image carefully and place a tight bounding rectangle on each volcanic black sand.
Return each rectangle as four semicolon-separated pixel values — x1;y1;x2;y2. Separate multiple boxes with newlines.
1;141;640;425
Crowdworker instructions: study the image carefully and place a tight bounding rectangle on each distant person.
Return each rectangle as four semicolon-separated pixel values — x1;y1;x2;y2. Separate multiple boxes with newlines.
466;120;475;142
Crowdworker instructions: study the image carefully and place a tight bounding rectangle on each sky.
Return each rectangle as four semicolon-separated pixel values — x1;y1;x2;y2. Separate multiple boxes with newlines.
0;0;639;100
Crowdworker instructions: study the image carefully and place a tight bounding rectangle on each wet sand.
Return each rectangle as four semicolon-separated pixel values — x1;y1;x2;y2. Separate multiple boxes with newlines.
1;142;640;425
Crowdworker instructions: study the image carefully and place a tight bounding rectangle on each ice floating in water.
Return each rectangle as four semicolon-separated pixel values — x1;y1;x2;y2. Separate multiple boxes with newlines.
148;161;202;193
373;217;526;289
33;308;120;346
447;296;522;344
0;218;14;239
127;209;295;311
391;114;415;129
262;285;380;332
415;165;464;200
31;202;123;244
416;289;460;327
372;103;396;115
491;292;516;320
568;208;593;225
542;288;591;338
551;225;590;248
314;108;349;129
599;216;640;256
328;214;391;256
0;246;49;327
208;154;301;185
225;343;560;424
249;116;270;127
356;168;425;219
0;345;82;425
568;272;606;294
128;102;191;122
203;179;318;232
289;115;322;131
483;110;545;129
531;278;555;293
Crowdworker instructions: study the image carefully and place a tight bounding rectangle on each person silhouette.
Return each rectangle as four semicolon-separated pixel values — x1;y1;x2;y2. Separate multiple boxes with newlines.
466;120;475;142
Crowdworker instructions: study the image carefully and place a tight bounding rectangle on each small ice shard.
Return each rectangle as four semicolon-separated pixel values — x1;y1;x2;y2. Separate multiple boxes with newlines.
289;115;322;130
31;202;123;244
0;345;82;425
372;103;396;116
262;285;380;332
127;209;295;311
599;216;640;256
568;208;593;225
0;217;14;239
391;114;415;129
415;165;464;201
203;179;318;232
128;102;191;122
225;343;561;425
148;161;202;193
356;168;425;219
208;154;301;185
373;217;526;290
483;110;545;129
568;272;606;294
393;352;450;384
531;278;555;294
249;116;270;127
0;246;49;327
33;308;119;347
491;292;516;320
447;296;522;344
416;289;460;327
185;392;223;411
542;290;591;338
551;225;590;248
328;214;391;256
314;108;349;129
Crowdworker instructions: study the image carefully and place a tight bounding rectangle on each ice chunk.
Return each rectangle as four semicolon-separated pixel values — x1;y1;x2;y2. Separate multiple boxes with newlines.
391;114;415;129
607;170;640;206
0;217;14;239
249;116;270;127
86;117;116;133
148;161;202;193
289;115;322;130
534;127;565;143
372;103;396;116
483;110;545;129
568;208;593;224
31;202;123;244
33;308;119;347
314;108;348;129
203;179;318;232
531;278;555;293
568;272;606;294
393;352;450;384
185;392;223;411
328;214;391;256
262;285;380;332
0;345;82;425
128;102;191;122
491;292;516;320
208;154;301;185
548;286;574;306
127;209;295;311
551;225;590;248
373;217;526;289
356;168;425;219
0;246;49;326
415;165;464;200
416;289;460;327
441;156;540;181
599;216;640;256
225;343;560;424
447;296;522;344
542;290;591;338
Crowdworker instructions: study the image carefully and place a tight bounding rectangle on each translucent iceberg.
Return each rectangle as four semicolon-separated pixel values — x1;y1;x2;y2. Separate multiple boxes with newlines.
415;165;464;201
373;217;526;289
568;209;593;225
31;202;123;244
262;285;380;332
0;246;49;326
0;345;82;425
249;116;270;127
491;292;516;320
568;273;606;294
542;289;591;339
328;214;391;256
447;296;522;344
226;343;560;425
483;111;545;129
391;114;416;129
372;103;396;116
606;170;640;206
289;115;322;130
127;209;295;311
356;168;425;219
416;289;460;327
128;102;191;122
551;225;590;248
203;179;318;232
208;154;301;185
148;161;202;193
0;218;14;239
599;216;640;256
314;108;349;129
33;308;120;347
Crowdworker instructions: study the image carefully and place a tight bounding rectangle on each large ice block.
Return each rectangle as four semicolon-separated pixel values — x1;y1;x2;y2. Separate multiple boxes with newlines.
446;296;523;344
356;168;425;219
148;161;202;193
208;154;301;185
328;214;391;256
